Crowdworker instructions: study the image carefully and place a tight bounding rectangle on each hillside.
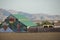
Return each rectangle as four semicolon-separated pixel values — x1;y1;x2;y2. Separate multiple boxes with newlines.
0;9;60;22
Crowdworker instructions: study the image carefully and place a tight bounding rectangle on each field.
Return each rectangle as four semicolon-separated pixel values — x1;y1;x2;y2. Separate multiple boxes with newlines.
0;32;60;40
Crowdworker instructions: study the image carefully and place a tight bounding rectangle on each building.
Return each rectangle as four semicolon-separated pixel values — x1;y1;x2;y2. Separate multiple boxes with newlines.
54;22;60;28
4;13;37;32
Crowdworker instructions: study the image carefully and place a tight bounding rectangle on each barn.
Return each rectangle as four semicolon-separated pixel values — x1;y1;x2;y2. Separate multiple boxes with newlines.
4;13;37;32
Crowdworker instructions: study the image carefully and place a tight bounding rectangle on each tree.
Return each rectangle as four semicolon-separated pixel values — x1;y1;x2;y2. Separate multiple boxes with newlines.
41;21;52;25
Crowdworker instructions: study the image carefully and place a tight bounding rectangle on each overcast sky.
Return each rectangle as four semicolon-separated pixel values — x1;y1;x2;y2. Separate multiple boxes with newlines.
0;0;60;15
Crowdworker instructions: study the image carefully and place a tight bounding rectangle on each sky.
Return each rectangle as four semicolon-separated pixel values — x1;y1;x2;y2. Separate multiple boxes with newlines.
0;0;60;15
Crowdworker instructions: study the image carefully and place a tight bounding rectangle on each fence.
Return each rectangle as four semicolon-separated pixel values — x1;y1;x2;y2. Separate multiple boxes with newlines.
27;27;60;32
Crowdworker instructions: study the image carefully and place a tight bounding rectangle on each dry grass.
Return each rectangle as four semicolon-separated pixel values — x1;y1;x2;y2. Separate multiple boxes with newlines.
0;32;60;40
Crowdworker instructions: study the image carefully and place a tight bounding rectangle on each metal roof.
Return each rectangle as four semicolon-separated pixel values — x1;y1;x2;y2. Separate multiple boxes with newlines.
13;13;37;26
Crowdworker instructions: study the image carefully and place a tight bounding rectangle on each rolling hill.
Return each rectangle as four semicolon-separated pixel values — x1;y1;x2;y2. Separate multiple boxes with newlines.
0;8;60;22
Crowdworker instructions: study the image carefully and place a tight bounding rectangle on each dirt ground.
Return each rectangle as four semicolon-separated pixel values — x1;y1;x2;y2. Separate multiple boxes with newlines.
0;32;60;40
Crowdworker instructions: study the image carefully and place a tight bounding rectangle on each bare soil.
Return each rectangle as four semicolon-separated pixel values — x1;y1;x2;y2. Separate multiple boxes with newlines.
0;32;60;40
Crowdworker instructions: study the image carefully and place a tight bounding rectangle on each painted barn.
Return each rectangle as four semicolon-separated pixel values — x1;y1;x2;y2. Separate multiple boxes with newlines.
4;13;37;32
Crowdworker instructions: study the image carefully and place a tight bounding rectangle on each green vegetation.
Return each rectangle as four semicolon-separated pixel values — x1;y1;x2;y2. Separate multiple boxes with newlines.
36;20;53;26
41;21;52;25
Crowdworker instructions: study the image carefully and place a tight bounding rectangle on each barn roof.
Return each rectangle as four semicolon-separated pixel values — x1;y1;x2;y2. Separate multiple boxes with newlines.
13;13;37;26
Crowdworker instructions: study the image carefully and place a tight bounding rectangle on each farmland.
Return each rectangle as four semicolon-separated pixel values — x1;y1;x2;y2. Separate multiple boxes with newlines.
0;32;60;40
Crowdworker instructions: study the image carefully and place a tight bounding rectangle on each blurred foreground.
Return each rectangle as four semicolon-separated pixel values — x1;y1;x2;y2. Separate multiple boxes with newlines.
0;32;60;40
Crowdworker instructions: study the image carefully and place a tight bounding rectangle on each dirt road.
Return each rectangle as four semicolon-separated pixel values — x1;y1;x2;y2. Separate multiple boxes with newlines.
0;32;60;40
